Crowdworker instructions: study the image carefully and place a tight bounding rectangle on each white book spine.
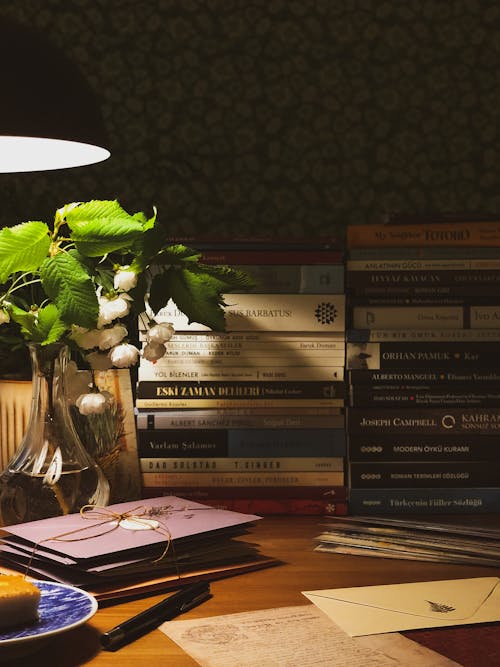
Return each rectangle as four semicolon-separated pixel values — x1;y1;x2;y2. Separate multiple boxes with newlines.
136;398;344;409
145;294;346;332
138;364;344;382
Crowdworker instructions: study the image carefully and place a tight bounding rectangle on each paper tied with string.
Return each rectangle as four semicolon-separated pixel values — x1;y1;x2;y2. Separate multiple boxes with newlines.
24;504;176;571
0;496;261;563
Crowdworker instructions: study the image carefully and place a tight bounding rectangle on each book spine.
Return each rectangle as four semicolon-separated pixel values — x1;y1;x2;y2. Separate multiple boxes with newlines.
347;327;500;342
348;246;500;259
346;221;500;247
150;293;346;332
349;384;500;407
141;471;345;487
138;406;344;415
139;365;345;382
136;411;346;430
348;488;500;514
346;341;500;369
167;236;340;250
347;407;500;435
348;462;500;488
139;457;344;472
136;380;346;400
227;264;344;293
138;355;343;369
348;369;500;384
348;289;500;306
347;435;500;461
137;428;347;457
347;258;500;271
160;497;349;516
153;333;347;343
135;398;345;409
351;305;466;329
347;271;500;290
197;249;344;264
140;484;347;501
142;338;346;351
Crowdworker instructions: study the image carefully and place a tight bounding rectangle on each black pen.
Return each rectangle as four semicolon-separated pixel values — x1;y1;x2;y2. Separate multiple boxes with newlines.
100;581;212;651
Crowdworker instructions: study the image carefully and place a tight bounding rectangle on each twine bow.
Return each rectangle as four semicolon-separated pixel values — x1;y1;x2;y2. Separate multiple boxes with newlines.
24;504;175;580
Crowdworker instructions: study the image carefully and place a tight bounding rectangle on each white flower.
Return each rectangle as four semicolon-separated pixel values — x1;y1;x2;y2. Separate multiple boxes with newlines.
0;308;10;324
114;267;138;292
96;323;128;350
147;322;174;344
109;343;140;368
86;351;114;370
76;392;108;415
142;341;167;362
70;326;102;350
97;293;132;327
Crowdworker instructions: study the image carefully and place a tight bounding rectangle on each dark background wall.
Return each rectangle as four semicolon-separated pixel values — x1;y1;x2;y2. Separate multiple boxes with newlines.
2;0;500;241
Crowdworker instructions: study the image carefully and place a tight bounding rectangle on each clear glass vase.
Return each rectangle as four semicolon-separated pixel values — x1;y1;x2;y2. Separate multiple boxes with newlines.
0;343;110;526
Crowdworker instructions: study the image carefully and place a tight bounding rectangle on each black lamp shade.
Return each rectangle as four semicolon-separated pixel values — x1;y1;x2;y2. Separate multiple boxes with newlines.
0;18;110;172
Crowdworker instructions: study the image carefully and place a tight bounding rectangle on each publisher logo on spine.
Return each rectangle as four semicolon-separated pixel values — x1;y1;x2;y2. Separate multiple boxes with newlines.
314;302;338;325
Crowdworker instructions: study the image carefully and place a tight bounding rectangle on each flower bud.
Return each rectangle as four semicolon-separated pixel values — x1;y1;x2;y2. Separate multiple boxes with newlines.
76;392;107;415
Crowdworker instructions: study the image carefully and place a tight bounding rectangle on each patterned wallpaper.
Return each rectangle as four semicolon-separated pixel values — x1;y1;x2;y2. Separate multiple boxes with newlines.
2;0;500;242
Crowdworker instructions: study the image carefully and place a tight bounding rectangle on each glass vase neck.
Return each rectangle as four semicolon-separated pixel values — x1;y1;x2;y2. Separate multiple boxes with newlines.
0;343;109;525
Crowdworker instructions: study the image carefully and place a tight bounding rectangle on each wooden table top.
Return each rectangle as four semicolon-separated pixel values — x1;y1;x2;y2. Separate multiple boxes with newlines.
5;514;500;666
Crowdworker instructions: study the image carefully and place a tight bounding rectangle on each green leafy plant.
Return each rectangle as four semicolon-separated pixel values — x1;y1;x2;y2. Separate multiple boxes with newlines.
0;199;253;367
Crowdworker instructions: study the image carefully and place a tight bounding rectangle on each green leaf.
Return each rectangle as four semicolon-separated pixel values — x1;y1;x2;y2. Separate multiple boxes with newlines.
64;200;132;225
30;304;67;345
65;200;145;257
40;252;99;329
148;267;225;330
8;303;36;338
148;262;255;330
194;263;257;292
0;221;50;282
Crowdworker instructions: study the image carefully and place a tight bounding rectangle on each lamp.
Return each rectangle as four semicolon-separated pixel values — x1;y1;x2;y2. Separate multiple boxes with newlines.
0;18;110;173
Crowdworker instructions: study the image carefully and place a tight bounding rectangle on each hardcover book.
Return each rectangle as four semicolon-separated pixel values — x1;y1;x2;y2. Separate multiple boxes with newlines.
347;435;500;461
348;487;500;514
137;427;346;458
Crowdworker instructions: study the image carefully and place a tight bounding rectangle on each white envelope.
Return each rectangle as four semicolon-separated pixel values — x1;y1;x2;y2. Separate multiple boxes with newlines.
303;577;500;636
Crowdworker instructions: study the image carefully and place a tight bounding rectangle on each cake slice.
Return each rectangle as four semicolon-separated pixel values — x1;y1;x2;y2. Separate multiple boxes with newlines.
0;575;41;629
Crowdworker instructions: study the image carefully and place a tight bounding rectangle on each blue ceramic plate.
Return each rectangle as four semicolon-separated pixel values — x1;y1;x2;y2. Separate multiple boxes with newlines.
0;580;97;646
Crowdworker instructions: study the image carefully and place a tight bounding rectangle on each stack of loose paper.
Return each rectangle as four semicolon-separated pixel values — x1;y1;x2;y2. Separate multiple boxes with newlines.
314;515;500;566
0;496;278;603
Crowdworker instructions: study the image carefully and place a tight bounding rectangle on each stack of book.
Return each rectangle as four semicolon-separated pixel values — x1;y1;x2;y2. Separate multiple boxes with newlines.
135;239;348;515
344;219;500;514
